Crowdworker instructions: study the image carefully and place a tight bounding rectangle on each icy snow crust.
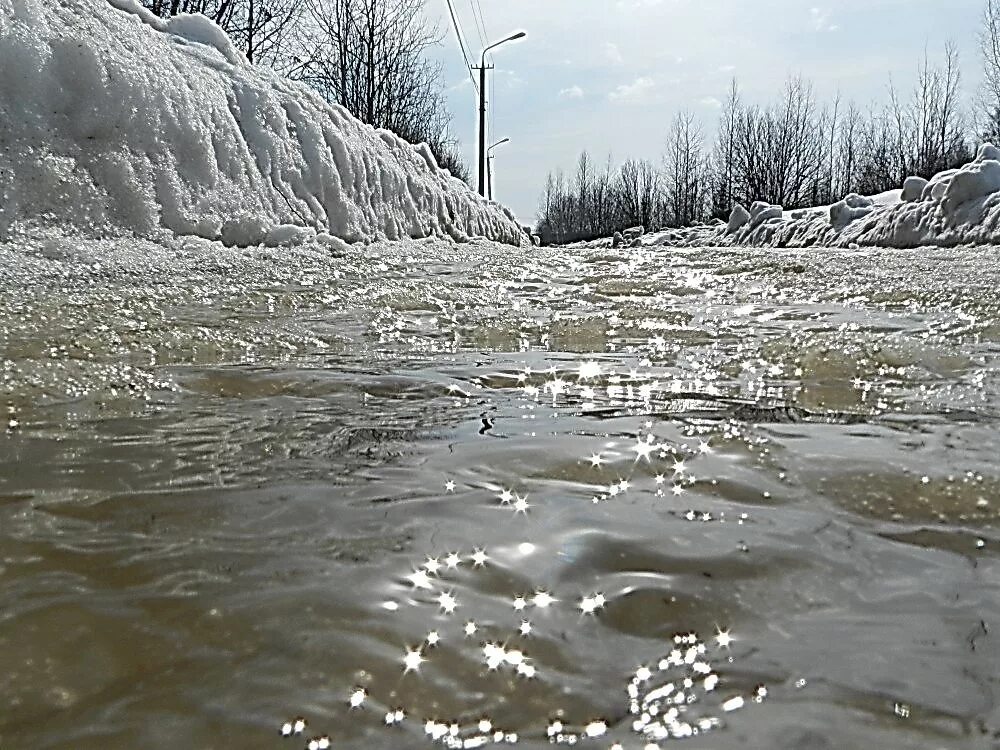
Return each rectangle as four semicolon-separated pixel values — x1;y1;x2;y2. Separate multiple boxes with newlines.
574;145;1000;251
0;0;524;247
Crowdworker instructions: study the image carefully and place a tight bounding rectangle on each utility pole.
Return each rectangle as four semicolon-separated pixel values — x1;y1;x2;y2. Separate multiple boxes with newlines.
472;61;493;197
474;32;526;198
487;138;510;201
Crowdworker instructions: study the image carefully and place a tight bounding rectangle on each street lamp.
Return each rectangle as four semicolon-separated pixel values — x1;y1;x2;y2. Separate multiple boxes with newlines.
487;138;510;201
475;32;526;197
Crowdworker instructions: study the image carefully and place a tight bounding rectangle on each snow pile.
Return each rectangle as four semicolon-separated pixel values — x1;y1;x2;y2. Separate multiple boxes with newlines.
574;144;1000;251
747;202;783;230
939;155;1000;215
0;0;524;246
829;194;874;226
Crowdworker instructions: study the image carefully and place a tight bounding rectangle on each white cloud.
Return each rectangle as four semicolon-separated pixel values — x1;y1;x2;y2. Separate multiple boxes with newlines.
495;69;525;89
810;7;839;32
609;76;655;102
604;42;624;65
559;85;584;99
447;78;473;93
699;96;722;108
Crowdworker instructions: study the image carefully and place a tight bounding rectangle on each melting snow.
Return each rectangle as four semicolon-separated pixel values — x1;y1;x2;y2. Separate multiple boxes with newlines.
0;0;525;248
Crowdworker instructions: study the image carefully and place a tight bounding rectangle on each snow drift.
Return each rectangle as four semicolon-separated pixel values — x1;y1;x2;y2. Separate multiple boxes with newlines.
0;0;524;246
573;145;1000;251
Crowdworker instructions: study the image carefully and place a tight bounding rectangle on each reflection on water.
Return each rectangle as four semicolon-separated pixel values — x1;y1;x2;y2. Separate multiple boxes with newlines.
1;236;999;749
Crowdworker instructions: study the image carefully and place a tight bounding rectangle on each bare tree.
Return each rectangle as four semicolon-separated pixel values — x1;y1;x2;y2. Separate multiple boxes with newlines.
588;156;616;238
710;79;741;217
536;151;664;243
836;101;863;196
823;93;841;202
663;111;705;226
575;151;594;234
538;41;979;243
617;159;661;229
728;77;826;209
980;0;1000;140
883;43;970;181
292;0;468;180
911;43;967;175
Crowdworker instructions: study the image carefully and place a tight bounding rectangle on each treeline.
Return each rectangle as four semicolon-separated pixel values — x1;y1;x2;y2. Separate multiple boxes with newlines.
538;37;988;245
140;0;469;181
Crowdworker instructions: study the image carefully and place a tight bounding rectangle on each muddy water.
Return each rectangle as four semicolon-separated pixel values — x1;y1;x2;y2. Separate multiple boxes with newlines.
1;235;998;750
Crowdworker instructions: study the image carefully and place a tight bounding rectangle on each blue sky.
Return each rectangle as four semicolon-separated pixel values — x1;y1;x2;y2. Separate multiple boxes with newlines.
425;0;985;224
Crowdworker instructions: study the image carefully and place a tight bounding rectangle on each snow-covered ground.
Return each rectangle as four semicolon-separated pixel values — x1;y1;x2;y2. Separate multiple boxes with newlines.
0;0;525;248
576;145;1000;251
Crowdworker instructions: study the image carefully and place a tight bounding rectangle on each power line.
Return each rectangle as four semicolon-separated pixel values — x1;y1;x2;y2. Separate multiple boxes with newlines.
468;0;487;48
444;0;479;95
473;0;489;39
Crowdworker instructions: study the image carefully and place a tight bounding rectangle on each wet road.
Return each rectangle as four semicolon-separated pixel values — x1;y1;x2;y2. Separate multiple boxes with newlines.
1;235;999;749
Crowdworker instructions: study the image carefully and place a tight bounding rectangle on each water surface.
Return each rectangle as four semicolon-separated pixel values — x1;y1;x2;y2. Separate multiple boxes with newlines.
1;236;998;749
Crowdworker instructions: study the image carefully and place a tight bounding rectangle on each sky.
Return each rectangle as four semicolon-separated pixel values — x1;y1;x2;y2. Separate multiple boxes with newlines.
424;0;986;224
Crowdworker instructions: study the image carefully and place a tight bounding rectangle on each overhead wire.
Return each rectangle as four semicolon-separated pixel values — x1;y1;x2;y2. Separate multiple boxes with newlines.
468;0;487;48
474;0;490;39
489;49;495;143
443;0;480;96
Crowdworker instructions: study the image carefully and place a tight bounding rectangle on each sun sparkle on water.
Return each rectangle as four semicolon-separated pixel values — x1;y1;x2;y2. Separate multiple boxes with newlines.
277;356;776;748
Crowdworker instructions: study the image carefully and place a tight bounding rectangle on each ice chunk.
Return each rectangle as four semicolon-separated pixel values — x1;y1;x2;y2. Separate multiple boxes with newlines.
166;13;245;66
976;143;1000;162
264;224;315;247
901;176;928;202
412;142;439;173
941;158;1000;214
726;204;750;233
315;233;352;253
829;193;874;225
921;169;959;202
105;0;164;27
749;203;783;229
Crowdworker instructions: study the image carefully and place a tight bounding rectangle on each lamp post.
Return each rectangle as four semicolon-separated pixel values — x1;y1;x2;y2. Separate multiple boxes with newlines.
474;32;525;197
487;137;510;201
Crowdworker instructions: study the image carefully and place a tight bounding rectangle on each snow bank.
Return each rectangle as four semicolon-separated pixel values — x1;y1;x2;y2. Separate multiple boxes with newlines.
0;0;524;246
574;145;1000;251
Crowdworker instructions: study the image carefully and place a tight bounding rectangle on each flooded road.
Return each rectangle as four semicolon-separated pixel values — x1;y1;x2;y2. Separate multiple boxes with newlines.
1;235;999;749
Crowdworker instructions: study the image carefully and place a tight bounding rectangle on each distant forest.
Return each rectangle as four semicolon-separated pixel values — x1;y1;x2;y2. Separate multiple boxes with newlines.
140;0;470;181
536;2;1000;245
